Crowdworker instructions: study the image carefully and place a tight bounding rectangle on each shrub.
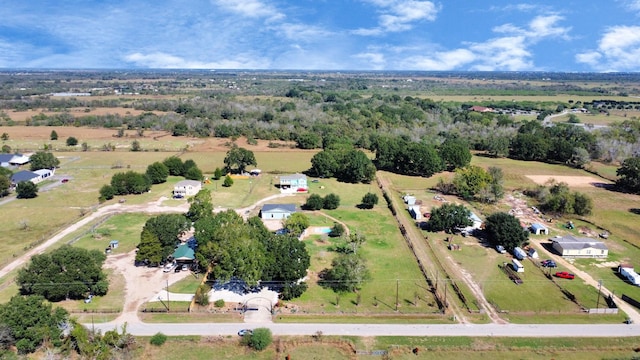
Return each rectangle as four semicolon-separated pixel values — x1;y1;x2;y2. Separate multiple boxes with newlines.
323;193;340;210
247;328;272;351
214;299;225;308
304;194;324;210
329;222;345;237
149;332;167;346
66;136;78;146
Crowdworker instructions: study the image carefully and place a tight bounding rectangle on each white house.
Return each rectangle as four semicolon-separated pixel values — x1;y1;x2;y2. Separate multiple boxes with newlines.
33;169;55;183
552;235;608;258
279;173;307;193
173;180;202;198
260;204;297;220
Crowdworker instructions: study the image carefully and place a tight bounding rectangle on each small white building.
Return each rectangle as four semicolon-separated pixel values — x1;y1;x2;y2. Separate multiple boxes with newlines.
619;265;640;286
513;247;526;260
408;205;422;220
33;169;55;183
403;195;416;205
530;223;549;235
528;248;539;259
173;180;202;198
512;259;524;273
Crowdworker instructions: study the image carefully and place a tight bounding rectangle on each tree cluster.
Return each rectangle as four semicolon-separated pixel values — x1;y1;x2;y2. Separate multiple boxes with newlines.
303;193;341;210
136;214;190;264
15;181;38;199
616;156;640;194
484;212;529;251
527;182;593;216
320;253;370;293
17;245;108;302
373;136;445;177
29;151;60;171
194;211;310;300
163;156;203;181
309;147;376;183
426;203;473;233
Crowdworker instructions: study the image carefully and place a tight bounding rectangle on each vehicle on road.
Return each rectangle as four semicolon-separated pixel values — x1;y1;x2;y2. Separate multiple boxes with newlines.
541;260;557;268
554;271;575;279
61;178;69;183
238;329;253;336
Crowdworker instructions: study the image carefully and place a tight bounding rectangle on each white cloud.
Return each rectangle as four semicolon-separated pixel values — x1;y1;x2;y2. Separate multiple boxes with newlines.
576;26;640;71
212;0;284;21
469;36;532;71
356;0;439;35
528;15;571;40
353;52;386;70
624;0;640;11
275;23;334;41
124;52;268;69
401;48;475;71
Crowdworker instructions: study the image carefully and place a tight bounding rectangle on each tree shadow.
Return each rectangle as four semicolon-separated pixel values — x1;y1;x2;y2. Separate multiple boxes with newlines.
630;208;640;215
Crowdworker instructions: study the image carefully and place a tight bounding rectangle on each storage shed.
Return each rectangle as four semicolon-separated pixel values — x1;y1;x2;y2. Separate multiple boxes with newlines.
513;247;526;260
530;223;549;235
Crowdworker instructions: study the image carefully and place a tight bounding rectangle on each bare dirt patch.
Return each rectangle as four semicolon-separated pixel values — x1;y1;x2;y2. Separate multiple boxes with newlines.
525;175;609;188
0;125;171;141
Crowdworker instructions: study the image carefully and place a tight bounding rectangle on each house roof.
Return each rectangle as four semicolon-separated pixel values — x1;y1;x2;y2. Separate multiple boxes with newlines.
10;170;38;183
0;154;14;163
262;204;297;213
33;169;52;176
172;244;195;260
174;180;202;188
280;173;307;181
531;223;548;231
553;235;608;251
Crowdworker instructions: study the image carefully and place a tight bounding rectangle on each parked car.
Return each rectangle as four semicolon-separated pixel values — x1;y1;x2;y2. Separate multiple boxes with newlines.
174;265;182;272
181;264;189;271
61;178;69;183
541;260;557;268
163;263;175;273
554;271;575;279
496;245;506;254
238;329;253;336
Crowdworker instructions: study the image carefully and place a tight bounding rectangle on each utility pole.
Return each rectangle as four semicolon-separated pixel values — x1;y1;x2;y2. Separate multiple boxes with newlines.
395;279;399;311
167;279;170;312
596;280;603;309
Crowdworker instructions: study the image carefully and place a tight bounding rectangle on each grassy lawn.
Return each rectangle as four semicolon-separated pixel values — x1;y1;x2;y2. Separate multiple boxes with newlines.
275;314;452;324
133;337;275;360
169;275;203;294
139;312;243;323
70;213;151;253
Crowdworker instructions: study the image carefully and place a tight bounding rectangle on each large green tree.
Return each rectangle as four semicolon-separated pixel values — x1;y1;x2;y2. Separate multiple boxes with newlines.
141;214;190;259
0;174;9;197
223;145;257;174
29;151;60;170
321;253;370;293
261;235;310;300
135;229;163;266
16;181;38;199
0;295;68;354
453;165;492;200
304;194;324;210
309;150;339;178
145;161;169;184
427;203;473;233
616;156;640;194
186;188;213;222
439;137;472;170
283;213;310;236
110;171;151;195
17;245;108;302
163;156;185;176
484;212;529;251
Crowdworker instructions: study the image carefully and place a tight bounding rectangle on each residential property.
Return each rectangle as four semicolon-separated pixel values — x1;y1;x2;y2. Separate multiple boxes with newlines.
260;204;297;220
279;173;307;193
530;223;549;235
10;170;40;186
172;243;195;263
469;105;494;113
0;153;30;167
552;235;609;258
173;180;202;198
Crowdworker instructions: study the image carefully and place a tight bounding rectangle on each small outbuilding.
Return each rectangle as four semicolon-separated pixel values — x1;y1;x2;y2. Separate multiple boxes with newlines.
172;244;195;262
619;265;640;286
530;223;549;235
109;240;119;249
408;205;422;220
513;247;527;260
260;204;297;220
528;248;539;259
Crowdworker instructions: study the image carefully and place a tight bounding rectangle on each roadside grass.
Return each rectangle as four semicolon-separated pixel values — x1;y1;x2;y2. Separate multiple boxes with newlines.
284;343;353;359
57;269;125;314
169;275;202;294
275;314;451;324
133;337;275;360
374;336;640;360
141;300;193;312
139;312;243;323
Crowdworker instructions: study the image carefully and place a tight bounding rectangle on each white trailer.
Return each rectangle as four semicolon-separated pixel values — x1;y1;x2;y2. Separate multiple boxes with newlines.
513;247;526;260
619;266;640;286
512;259;524;273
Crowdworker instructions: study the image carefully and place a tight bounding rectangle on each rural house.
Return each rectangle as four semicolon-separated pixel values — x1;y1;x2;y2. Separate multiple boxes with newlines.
0;153;30;167
552;235;608;258
10;170;40;186
260;204;297;220
279;173;307;193
173;180;202;198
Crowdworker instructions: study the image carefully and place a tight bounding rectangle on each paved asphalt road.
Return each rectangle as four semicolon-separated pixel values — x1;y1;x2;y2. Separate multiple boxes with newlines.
89;321;640;338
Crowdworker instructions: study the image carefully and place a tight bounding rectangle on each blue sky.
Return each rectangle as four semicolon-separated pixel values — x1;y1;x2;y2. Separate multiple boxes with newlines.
1;0;640;71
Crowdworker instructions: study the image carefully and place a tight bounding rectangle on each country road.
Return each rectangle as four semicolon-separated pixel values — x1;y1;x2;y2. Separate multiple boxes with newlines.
89;321;640;338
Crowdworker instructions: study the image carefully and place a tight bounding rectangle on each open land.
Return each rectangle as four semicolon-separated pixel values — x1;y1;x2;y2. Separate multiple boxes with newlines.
1;71;640;358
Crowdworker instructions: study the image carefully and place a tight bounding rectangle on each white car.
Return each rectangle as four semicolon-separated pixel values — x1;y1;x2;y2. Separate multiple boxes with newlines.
162;263;175;272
